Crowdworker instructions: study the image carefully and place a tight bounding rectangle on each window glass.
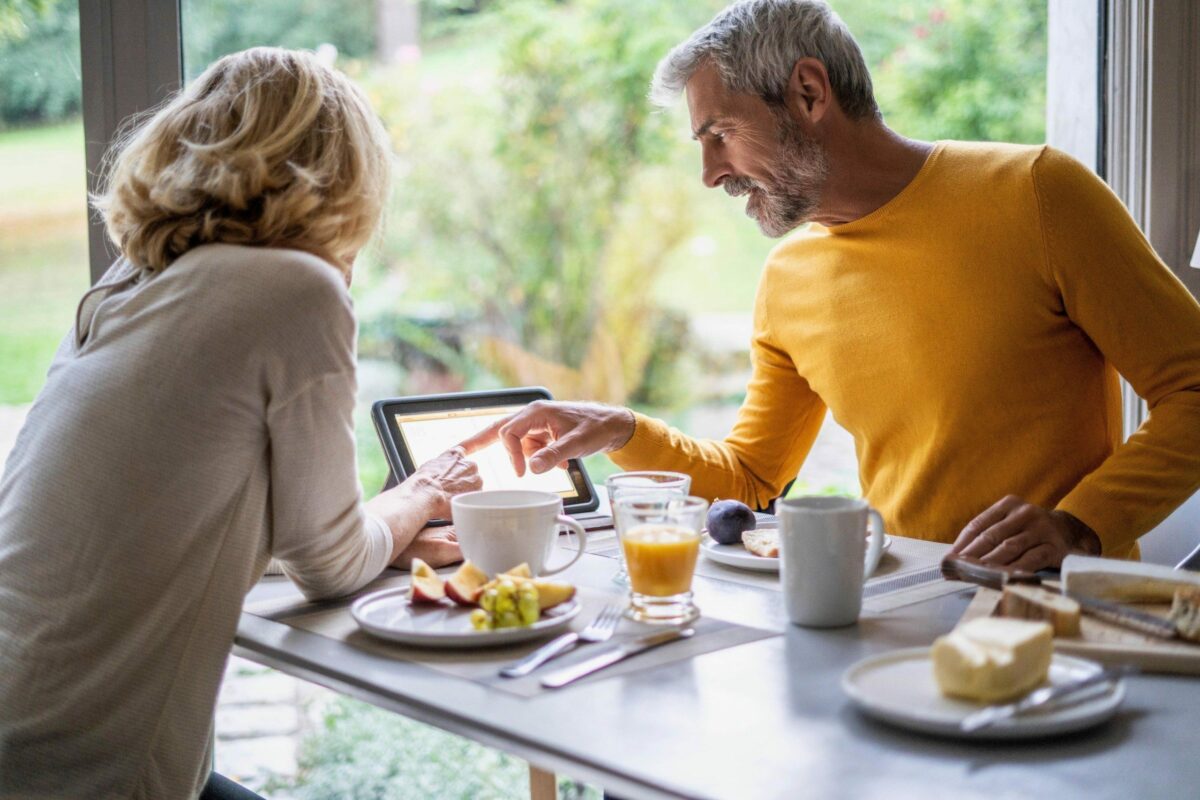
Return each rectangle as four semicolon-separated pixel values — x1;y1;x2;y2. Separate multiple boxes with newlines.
0;0;86;453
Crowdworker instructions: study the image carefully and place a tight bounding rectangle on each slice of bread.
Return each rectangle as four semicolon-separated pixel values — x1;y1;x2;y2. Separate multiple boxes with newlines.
743;529;779;558
998;584;1082;637
1170;587;1200;643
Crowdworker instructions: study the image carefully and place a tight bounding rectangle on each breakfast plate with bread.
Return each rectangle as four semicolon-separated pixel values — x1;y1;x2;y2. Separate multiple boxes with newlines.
700;499;890;575
700;528;892;574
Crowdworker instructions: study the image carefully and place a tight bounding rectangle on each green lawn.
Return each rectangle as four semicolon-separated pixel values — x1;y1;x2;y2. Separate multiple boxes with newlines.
0;120;90;404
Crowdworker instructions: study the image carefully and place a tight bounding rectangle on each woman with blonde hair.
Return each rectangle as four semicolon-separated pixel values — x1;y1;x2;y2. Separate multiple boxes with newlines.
0;47;478;799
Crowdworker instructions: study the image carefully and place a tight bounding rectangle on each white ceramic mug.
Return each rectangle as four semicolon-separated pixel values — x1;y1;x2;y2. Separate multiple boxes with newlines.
778;496;886;628
450;490;588;577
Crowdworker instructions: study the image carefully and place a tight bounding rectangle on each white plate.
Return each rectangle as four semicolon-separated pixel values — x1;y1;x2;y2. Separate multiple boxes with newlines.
700;533;892;575
841;647;1125;740
351;587;581;649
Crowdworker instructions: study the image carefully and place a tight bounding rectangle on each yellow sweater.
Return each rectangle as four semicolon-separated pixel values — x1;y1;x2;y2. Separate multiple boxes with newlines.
613;142;1200;558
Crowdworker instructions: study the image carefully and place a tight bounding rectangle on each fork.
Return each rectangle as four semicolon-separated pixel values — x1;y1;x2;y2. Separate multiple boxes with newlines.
499;605;622;678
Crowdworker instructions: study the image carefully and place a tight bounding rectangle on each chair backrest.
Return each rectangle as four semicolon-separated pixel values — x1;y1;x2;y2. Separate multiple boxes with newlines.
1179;542;1200;571
1138;489;1200;568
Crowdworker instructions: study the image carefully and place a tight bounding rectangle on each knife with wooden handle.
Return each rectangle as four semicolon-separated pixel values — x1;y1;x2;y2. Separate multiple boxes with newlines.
940;556;1043;590
540;627;695;688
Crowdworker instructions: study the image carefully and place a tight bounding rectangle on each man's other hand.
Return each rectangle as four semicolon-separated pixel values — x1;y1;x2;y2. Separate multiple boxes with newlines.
948;495;1102;571
458;401;636;476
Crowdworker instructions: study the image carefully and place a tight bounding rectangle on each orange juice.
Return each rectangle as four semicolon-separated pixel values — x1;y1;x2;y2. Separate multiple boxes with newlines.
622;524;700;597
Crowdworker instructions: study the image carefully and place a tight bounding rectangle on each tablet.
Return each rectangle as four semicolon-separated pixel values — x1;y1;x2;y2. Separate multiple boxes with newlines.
372;387;600;525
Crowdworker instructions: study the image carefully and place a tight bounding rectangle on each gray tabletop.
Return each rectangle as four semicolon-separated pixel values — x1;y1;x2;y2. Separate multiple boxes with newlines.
235;543;1198;800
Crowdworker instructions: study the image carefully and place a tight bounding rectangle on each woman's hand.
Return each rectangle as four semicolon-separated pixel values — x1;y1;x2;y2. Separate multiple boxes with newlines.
365;447;482;563
392;526;462;570
405;446;484;520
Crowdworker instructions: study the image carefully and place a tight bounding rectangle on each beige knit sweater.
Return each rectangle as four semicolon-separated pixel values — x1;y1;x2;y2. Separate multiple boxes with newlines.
0;244;391;799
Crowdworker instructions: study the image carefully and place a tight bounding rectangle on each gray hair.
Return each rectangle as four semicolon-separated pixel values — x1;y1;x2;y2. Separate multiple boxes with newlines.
650;0;879;120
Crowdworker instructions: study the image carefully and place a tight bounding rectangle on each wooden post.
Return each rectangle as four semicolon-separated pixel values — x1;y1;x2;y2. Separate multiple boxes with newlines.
529;764;557;800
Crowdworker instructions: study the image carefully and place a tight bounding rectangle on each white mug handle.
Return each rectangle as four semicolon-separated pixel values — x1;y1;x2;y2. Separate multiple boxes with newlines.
541;515;588;577
863;508;886;580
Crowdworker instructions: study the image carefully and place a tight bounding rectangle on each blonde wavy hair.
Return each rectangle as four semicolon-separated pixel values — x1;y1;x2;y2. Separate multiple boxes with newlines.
93;47;392;277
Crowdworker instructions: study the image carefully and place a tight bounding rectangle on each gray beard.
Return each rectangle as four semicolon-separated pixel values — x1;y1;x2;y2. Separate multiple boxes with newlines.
723;115;829;238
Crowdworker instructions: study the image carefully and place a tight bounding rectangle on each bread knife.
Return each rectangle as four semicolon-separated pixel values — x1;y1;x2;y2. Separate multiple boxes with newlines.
943;557;1188;642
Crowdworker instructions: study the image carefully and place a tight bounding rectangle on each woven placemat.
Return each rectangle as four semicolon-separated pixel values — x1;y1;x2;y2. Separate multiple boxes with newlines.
249;580;776;698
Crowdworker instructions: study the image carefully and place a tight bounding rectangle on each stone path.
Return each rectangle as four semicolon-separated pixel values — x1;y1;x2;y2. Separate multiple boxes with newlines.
214;656;326;794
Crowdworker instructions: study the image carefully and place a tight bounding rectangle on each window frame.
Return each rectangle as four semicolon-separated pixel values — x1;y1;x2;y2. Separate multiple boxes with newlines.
79;0;182;284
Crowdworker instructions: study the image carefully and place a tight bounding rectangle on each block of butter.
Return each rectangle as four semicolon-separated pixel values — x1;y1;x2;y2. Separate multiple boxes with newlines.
932;618;1054;703
1062;555;1200;603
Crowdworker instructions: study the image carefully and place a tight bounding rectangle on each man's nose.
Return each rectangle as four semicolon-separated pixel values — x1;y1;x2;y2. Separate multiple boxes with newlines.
701;146;731;189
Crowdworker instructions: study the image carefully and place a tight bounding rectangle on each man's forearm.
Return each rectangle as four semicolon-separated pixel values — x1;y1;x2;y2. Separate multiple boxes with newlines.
609;412;800;509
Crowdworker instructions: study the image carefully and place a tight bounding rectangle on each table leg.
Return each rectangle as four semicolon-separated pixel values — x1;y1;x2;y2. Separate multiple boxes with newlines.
529;764;557;800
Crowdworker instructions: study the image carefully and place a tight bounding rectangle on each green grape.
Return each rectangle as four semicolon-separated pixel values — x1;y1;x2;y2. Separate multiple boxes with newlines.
494;585;517;615
480;588;499;613
517;589;540;626
495;611;521;629
470;608;492;631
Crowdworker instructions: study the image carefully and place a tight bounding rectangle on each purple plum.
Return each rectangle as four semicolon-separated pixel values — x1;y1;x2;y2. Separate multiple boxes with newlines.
706;499;756;545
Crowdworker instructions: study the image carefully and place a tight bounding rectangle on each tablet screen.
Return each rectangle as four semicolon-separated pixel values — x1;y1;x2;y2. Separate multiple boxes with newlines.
392;404;578;499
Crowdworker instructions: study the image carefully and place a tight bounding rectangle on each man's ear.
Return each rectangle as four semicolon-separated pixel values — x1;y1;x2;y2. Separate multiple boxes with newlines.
784;57;832;125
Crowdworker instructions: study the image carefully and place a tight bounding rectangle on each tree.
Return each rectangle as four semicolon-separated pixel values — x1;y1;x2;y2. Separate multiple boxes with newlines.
374;0;720;402
845;0;1048;143
0;0;80;127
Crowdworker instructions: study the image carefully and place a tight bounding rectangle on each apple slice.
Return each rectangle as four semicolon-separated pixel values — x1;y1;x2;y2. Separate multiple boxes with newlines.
445;560;489;607
532;580;575;610
502;563;533;580
408;558;446;604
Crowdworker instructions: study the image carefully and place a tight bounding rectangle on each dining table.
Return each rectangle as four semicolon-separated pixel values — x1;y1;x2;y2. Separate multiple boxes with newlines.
235;517;1200;800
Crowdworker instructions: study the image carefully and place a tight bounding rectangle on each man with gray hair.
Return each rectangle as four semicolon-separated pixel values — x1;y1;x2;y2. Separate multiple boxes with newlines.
464;0;1200;570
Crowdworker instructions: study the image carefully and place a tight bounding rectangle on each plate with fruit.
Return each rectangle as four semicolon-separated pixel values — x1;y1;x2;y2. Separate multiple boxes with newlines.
351;559;581;648
701;500;890;574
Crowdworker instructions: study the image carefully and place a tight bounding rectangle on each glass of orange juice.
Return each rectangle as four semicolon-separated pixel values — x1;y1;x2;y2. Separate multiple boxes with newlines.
605;471;691;587
613;495;708;625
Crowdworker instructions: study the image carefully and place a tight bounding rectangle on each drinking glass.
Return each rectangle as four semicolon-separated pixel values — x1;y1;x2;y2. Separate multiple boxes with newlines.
605;471;691;586
613;495;708;625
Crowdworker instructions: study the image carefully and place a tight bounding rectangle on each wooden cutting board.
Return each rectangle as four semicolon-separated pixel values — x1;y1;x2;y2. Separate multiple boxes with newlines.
960;587;1200;676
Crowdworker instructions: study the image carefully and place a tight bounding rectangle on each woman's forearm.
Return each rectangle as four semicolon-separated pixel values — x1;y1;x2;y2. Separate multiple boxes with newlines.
364;476;443;563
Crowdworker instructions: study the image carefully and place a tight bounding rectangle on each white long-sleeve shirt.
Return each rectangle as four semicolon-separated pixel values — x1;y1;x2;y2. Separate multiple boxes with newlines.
0;244;392;799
